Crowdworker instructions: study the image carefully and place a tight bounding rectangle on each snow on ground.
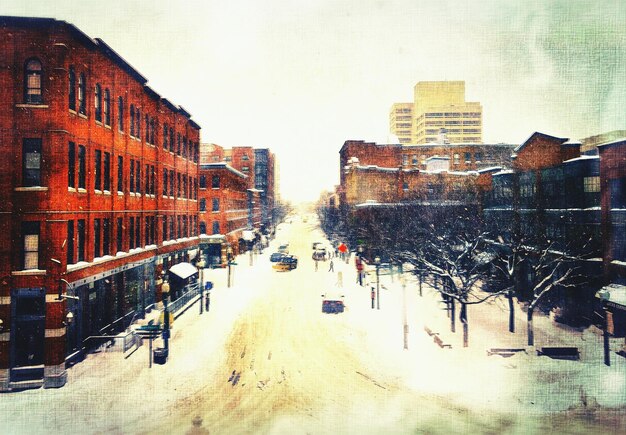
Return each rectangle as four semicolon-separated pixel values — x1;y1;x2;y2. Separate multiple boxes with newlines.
2;216;625;434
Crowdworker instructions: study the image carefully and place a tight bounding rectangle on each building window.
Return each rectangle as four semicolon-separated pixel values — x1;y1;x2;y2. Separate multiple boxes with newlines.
129;217;135;249
103;218;110;256
212;221;220;235
145;164;150;195
242;166;249;172
163;124;168;149
169;170;174;196
584;176;600;193
77;219;85;262
67;220;74;264
103;89;110;126
103;152;111;191
453;154;460;165
194;178;198;199
199;199;206;211
163;169;168;195
169;217;174;240
78;73;86;115
94;150;102;190
150;118;156;145
212;198;220;212
169;128;174;153
117;156;123;193
94;218;101;258
130;104;135;137
182;137;188;158
177;173;181;198
24;58;43;104
464;152;472;162
177;133;181;155
403;182;408;191
145;115;150;143
130;160;135;193
22;138;42;187
135;160;141;194
162;216;168;241
136;108;141;140
474;152;482;162
242;154;249;161
68;67;76;111
22;221;40;269
402;155;408;166
212;175;220;189
135;216;140;248
118;97;124;131
199;221;206;234
199;175;206;189
68;142;75;188
116;217;123;252
78;145;86;189
94;84;102;122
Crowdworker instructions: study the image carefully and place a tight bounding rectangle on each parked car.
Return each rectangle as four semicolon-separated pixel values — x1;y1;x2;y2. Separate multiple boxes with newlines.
312;249;327;261
270;252;285;262
321;291;345;313
278;244;289;254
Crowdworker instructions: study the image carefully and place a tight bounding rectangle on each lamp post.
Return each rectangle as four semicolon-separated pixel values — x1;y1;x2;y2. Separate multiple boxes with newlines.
375;256;381;310
227;246;233;288
599;290;611;366
197;258;205;315
161;273;170;354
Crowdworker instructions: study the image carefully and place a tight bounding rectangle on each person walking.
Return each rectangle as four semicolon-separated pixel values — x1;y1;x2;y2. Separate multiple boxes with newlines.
328;259;334;272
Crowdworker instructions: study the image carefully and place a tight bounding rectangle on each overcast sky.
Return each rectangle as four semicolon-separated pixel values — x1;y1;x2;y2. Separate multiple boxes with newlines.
3;0;625;202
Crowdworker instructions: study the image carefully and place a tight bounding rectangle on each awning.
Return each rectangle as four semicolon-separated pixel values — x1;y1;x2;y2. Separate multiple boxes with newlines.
168;262;198;280
596;284;626;312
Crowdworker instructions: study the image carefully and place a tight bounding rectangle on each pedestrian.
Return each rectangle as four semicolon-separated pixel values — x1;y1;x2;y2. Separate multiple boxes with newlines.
328;259;334;272
205;291;210;312
371;287;375;309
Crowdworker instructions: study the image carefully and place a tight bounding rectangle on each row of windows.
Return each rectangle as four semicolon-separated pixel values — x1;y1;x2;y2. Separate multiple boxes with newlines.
68;63;198;162
199;198;220;212
62;215;198;267
66;141;197;198
199;175;220;189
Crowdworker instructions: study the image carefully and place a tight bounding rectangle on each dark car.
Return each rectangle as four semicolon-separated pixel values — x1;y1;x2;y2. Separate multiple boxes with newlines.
282;255;298;269
321;291;345;313
270;252;285;262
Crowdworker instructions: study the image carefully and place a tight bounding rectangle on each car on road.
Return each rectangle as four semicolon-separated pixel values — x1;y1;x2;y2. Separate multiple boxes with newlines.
277;244;289;254
272;255;298;271
270;252;285;262
321;291;345;313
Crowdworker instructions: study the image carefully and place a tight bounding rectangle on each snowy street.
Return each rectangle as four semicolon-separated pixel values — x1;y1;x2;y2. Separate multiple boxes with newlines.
2;217;625;434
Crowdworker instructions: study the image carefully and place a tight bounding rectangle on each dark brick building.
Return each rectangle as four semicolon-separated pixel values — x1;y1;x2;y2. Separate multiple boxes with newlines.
0;16;201;391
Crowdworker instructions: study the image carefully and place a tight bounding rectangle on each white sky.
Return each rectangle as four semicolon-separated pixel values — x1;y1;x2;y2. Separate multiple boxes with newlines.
3;0;625;202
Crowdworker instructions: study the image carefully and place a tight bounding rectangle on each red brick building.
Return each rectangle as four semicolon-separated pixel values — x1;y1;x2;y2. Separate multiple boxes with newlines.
198;163;249;265
0;17;200;391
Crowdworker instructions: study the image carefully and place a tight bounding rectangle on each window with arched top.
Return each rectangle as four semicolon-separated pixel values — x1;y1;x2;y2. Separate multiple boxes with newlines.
103;89;110;125
68;67;76;110
94;84;102;122
25;58;43;104
199;222;207;235
78;73;86;114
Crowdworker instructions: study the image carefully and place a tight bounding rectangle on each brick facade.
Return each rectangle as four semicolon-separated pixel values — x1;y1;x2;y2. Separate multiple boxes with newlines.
0;16;201;390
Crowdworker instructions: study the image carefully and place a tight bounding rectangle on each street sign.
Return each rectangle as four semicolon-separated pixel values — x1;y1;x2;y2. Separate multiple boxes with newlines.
205;281;213;290
139;324;161;331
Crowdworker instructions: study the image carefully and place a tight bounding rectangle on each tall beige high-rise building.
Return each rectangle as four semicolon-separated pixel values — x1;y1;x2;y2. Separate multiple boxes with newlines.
389;103;413;144
390;81;483;144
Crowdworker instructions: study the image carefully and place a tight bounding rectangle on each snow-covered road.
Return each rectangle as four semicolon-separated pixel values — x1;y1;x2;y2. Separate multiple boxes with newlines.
2;216;625;434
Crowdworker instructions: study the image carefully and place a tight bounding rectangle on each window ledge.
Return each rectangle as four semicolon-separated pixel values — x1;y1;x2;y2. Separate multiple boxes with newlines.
95;121;103;126
68;187;76;192
77;188;87;193
15;104;49;109
15;186;48;192
69;109;77;114
12;269;47;276
78;113;88;119
104;124;111;130
95;189;103;194
117;191;124;196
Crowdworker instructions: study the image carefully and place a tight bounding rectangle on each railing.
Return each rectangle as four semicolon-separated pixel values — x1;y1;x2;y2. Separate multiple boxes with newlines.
168;282;201;315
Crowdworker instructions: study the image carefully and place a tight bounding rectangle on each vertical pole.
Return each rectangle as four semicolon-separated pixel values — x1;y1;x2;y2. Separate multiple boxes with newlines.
199;266;203;315
401;264;408;350
604;303;611;367
163;295;169;352
376;265;380;310
149;335;153;368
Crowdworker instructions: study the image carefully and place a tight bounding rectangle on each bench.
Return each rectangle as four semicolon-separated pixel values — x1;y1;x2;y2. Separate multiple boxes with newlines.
487;348;526;357
536;347;580;360
424;326;439;337
433;334;451;349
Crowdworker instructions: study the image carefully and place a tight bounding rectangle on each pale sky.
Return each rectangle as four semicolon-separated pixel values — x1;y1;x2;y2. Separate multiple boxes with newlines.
2;0;625;202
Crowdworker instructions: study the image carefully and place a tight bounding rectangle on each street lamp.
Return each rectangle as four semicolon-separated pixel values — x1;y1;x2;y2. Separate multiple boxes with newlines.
227;246;233;288
161;272;171;355
197;258;205;315
375;256;381;310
